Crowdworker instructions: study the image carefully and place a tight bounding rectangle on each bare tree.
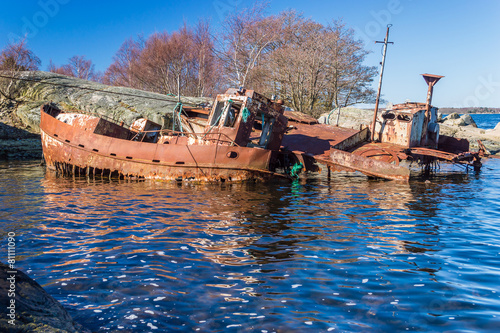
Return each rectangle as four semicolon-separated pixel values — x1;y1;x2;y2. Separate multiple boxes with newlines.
192;19;218;97
167;25;196;97
134;31;194;95
217;2;283;88
99;10;375;111
266;15;377;116
47;59;72;76
322;21;377;110
62;55;96;80
103;36;144;87
268;14;327;114
105;22;218;98
0;38;40;99
48;55;100;82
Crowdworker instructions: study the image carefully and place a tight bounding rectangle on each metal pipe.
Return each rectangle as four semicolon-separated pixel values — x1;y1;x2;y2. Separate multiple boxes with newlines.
422;74;444;121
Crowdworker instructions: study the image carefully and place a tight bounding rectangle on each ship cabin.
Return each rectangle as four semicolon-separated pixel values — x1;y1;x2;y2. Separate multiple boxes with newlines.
202;88;288;150
375;102;440;149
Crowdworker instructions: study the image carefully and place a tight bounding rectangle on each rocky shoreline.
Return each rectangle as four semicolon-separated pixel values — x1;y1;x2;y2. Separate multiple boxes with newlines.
1;71;500;160
439;113;500;155
0;107;42;160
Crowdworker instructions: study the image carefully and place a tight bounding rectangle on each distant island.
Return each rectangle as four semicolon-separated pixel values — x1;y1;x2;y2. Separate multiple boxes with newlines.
439;107;500;114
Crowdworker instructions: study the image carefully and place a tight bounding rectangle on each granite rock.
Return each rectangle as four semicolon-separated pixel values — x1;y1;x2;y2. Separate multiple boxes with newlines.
4;71;210;133
0;262;90;333
441;113;478;128
0;71;210;160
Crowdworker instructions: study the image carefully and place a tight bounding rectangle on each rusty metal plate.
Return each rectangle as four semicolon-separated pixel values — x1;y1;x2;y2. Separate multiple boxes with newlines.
330;149;410;181
282;123;362;160
284;111;318;124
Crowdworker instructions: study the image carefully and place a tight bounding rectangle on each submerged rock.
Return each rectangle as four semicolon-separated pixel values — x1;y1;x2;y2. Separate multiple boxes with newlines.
0;262;90;332
0;139;43;160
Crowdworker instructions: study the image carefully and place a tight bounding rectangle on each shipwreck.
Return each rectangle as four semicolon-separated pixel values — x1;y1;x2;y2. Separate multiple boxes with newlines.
282;74;483;181
40;88;294;182
40;74;485;183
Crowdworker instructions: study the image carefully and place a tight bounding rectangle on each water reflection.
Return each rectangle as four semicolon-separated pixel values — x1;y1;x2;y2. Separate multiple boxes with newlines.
37;167;478;268
2;160;499;332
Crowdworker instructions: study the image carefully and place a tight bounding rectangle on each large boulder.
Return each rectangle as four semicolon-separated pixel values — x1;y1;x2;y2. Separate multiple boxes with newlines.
446;112;460;120
460;114;478;127
0;262;90;332
4;71;210;134
442;113;478;128
318;107;373;129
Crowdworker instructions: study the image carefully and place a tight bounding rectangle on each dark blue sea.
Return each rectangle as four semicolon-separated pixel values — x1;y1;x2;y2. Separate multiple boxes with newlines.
1;115;500;332
470;113;500;129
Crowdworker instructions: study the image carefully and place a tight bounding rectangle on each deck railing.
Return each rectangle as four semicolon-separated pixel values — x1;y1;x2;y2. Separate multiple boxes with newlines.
131;129;241;147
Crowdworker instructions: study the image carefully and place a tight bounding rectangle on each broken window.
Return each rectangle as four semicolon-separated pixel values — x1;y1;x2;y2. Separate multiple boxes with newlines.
210;101;226;127
223;103;241;128
209;100;242;128
397;114;412;122
382;112;396;120
258;113;275;148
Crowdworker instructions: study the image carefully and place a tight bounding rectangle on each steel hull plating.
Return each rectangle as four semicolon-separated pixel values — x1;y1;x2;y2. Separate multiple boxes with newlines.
40;111;282;182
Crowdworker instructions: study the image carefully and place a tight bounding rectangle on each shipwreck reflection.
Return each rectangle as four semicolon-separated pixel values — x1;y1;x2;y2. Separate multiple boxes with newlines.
37;168;480;276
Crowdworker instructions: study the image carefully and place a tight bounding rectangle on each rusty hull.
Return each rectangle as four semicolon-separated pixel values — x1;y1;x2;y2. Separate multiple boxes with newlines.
40;103;288;182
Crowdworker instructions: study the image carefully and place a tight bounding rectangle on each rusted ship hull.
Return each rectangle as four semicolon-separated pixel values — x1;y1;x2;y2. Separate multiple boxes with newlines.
40;108;285;182
39;75;484;184
281;75;483;181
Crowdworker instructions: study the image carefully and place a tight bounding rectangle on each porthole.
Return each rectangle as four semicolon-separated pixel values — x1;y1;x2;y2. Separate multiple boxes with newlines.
227;151;238;159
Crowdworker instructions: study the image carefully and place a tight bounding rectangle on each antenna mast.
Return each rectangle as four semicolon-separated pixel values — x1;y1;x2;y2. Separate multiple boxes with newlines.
370;24;394;141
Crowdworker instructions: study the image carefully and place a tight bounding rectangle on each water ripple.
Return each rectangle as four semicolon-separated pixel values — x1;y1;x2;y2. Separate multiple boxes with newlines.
1;159;500;332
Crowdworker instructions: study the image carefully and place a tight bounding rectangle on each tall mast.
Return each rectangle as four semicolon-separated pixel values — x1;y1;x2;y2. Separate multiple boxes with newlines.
370;24;393;141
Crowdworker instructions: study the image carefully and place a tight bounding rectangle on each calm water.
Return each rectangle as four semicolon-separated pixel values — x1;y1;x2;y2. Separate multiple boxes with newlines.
469;113;500;129
1;159;500;333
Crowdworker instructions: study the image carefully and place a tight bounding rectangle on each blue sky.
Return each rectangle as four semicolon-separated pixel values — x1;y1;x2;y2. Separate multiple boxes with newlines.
1;0;499;108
